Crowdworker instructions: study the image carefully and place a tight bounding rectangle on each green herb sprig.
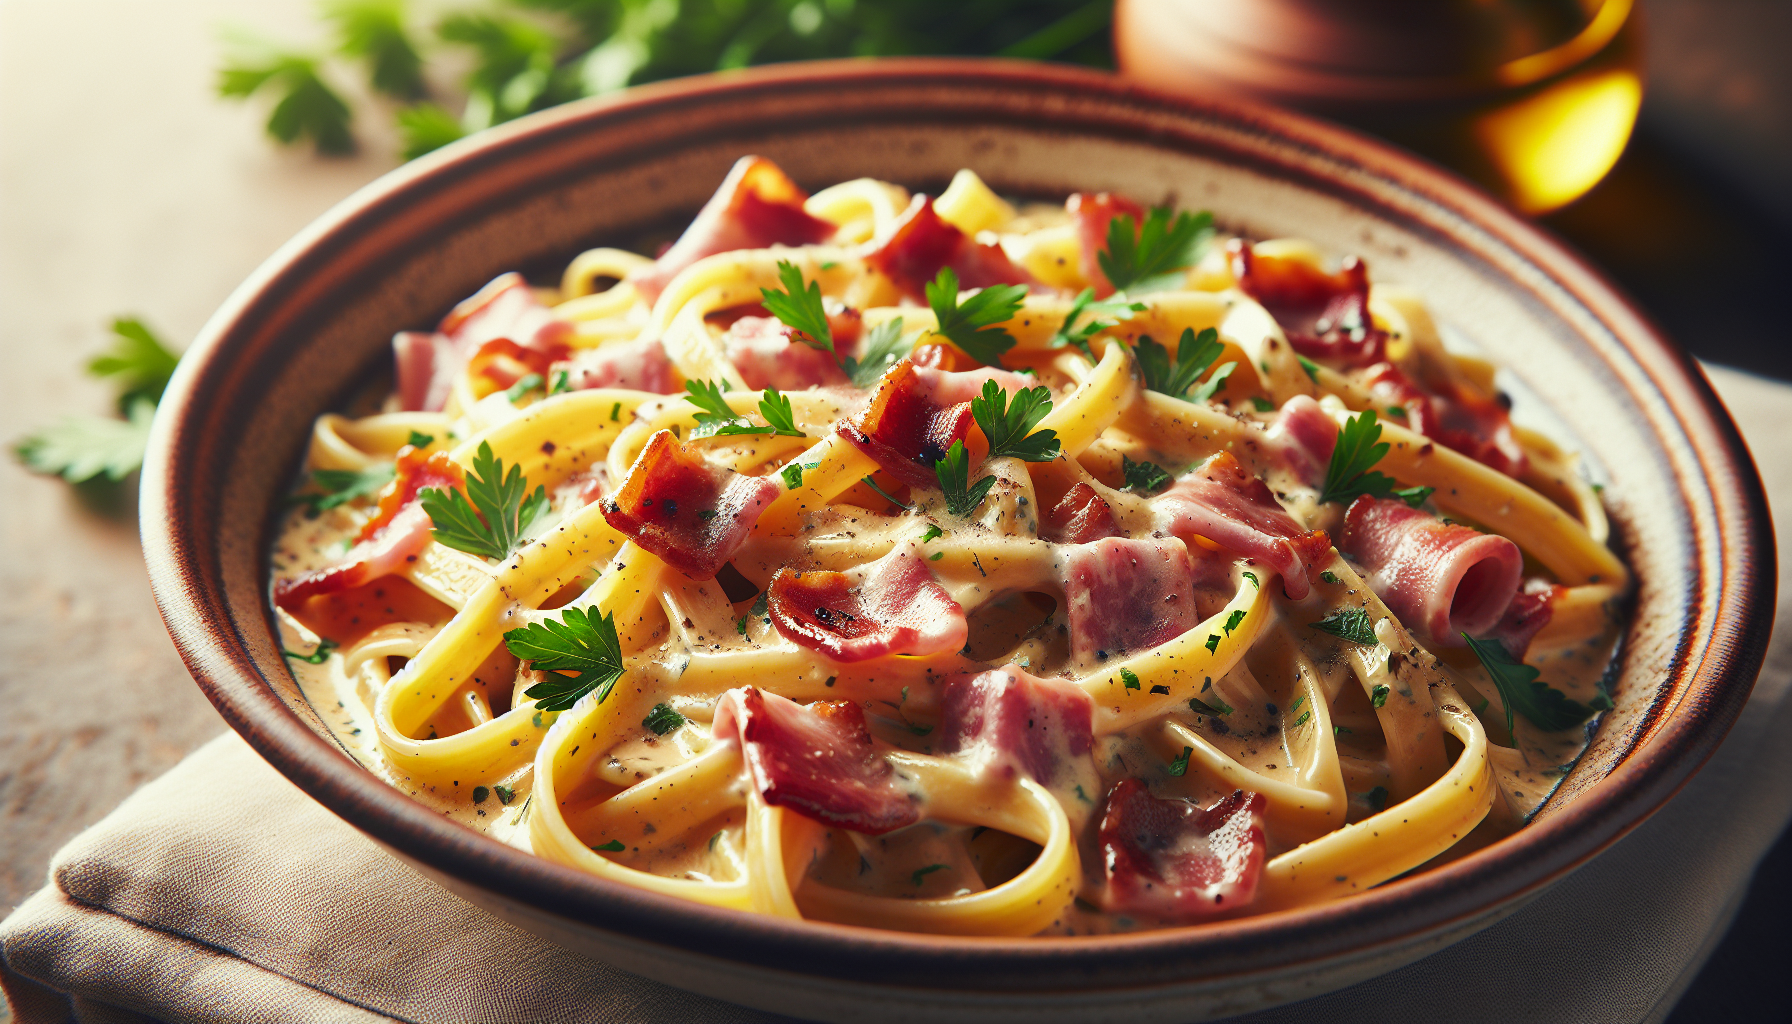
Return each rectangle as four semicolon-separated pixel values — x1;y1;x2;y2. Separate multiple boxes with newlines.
925;268;1028;369
1121;455;1172;494
935;440;996;517
1099;207;1214;293
419;441;547;560
1049;288;1145;360
508;606;626;712
642;703;686;735
1309;608;1378;646
1464;634;1611;733
1318;410;1434;508
1135;327;1231;403
290;464;396;514
970;381;1061;463
14;318;181;485
684;380;805;439
845;318;911;388
760;260;834;355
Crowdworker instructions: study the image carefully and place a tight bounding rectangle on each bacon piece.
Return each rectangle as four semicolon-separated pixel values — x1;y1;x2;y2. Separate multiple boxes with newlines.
913;362;1036;406
1484;580;1562;658
713;687;917;834
1068;191;1145;298
440;272;573;355
1154;452;1332;600
552;336;678;393
1365;362;1526;478
467;337;570;392
1230;241;1387;368
1099;780;1267;918
626;156;837;308
1266;394;1338;485
274;447;464;609
1341;495;1523;645
766;545;966;662
1059;537;1200;663
836;358;979;489
722;314;851;390
392;331;456;412
601;430;781;580
938;667;1094;787
1042;483;1122;544
862;195;1038;300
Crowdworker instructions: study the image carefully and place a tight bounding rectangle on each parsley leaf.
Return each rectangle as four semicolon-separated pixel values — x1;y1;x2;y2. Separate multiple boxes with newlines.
505;373;543;402
281;637;339;664
594;839;625;852
926;268;1028;369
1309;608;1378;645
1098;207;1214;293
1122;455;1172;493
642;702;686;736
935;440;996;517
761;260;834;355
861;475;913;510
218;44;355;155
395;102;466;160
437;11;568;132
407;430;435;448
291;463;396;513
1464;634;1608;733
1189;695;1233;716
919;524;944;544
1135;327;1225;401
509;606;626;712
1318;410;1400;506
1048;288;1145;359
89;318;180;411
419;441;547;560
1188;361;1236;403
844;317;910;388
911;863;948;887
754;389;805;437
1297;355;1320;382
1167;745;1193;776
13;398;157;483
970;381;1061;462
325;0;425;99
684;380;804;438
1121;667;1141;690
1371;684;1390;708
1250;396;1276;412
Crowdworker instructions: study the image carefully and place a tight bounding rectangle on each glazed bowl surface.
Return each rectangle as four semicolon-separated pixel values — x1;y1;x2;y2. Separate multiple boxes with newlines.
142;59;1770;1023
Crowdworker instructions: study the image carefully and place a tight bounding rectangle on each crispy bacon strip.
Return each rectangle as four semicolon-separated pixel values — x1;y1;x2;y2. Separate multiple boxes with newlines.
273;448;463;609
836;357;980;489
601;430;781;580
1365;362;1526;478
627;156;837;308
721;312;856;391
1341;495;1523;645
1230;241;1387;368
862;195;1038;300
1067;191;1145;298
766;545;966;662
938;667;1094;787
714;687;918;835
392;331;456;412
1042;483;1122;544
1154;452;1331;600
1059;537;1200;664
552;336;679;394
1099;780;1267;918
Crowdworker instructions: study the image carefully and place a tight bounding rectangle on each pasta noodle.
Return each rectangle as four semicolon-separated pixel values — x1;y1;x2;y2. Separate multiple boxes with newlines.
270;157;1626;935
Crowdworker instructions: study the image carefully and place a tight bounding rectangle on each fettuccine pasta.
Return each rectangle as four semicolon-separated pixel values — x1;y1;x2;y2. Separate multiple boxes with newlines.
270;158;1625;935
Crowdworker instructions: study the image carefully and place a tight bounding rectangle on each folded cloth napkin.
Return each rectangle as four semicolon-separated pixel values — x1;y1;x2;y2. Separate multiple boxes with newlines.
4;365;1789;1024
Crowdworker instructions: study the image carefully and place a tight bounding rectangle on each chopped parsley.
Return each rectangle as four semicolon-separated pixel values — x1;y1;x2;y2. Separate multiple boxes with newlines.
1223;609;1247;635
684;380;804;439
1189;695;1232;716
642;703;686;735
919;524;944;544
506;606;626;712
1135;327;1225;401
1121;455;1172;494
780;461;814;489
1297;355;1320;382
1333;725;1353;737
1250;396;1276;413
1317;410;1433;508
406;430;435;448
925;267;1028;368
1309;608;1378;645
1320;570;1343;585
281;638;339;664
1294;711;1311;727
935;440;995;517
548;369;571;395
494;784;516;805
1168;745;1193;776
1098;207;1214;293
911;863;948;887
504;373;543;402
594;839;625;852
1464;633;1610;733
1121;667;1140;690
1241;571;1260;588
760;260;834;355
1048;287;1145;359
1371;685;1390;708
1204;634;1221;654
419;441;548;561
290;463;395;513
844;317;911;387
970;381;1061;462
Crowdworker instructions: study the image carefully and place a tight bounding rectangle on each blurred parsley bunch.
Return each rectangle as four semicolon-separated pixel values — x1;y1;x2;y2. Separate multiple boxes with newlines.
221;0;1116;160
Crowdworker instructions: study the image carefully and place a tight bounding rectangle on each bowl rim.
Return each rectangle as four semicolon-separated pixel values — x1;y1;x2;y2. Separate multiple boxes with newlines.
141;57;1773;991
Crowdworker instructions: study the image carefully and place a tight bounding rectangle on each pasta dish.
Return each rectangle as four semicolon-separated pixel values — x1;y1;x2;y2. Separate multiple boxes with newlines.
270;157;1626;935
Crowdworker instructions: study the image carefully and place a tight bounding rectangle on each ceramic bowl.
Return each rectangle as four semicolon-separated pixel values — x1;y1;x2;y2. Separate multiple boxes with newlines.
141;59;1771;1022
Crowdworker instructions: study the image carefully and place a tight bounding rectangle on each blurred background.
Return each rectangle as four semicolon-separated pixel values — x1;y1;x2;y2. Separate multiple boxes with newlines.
0;1;1785;1020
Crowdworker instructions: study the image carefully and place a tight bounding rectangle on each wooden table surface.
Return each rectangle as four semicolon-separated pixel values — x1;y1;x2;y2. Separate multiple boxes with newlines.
0;0;394;918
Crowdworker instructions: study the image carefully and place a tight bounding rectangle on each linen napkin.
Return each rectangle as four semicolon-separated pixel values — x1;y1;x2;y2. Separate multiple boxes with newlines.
5;365;1788;1024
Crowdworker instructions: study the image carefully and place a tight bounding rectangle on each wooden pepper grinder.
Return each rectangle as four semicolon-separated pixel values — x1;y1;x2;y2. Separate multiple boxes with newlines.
1114;0;1643;214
